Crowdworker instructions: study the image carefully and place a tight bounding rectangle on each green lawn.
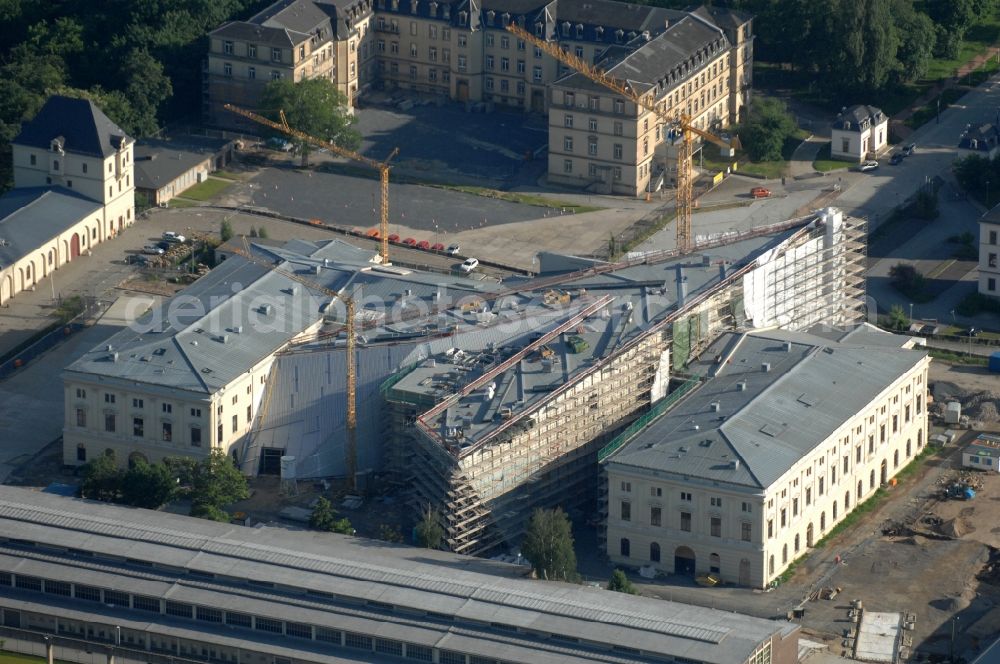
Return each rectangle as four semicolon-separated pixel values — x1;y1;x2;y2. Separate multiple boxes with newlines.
0;652;56;664
164;197;199;208
700;131;806;179
812;142;850;172
176;177;234;202
434;185;604;213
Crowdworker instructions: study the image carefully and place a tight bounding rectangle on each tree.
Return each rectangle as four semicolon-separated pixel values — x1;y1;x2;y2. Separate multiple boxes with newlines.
415;504;444;549
892;2;936;84
607;569;638;594
259;77;359;166
521;507;578;582
889;263;927;299
887;304;910;331
220;219;233;242
256;226;268;239
120;459;177;508
79;450;122;502
309;497;354;534
176;449;248;521
740;96;796;162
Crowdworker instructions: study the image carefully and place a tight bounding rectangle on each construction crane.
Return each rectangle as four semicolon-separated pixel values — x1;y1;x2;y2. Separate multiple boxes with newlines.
506;24;731;254
224;103;398;265
229;236;360;491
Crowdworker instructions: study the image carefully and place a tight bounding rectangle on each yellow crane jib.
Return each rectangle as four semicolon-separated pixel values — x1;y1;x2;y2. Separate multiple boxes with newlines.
223;103;398;265
504;24;731;254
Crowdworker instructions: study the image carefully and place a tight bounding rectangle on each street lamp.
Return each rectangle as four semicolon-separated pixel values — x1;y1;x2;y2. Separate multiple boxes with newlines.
115;625;121;646
909;303;913;323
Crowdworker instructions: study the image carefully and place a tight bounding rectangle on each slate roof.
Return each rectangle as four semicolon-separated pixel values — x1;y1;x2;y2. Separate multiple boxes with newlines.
555;0;680;35
555;14;726;96
211;21;306;47
608;328;927;489
133;141;219;192
959;123;1000;152
0;187;102;267
13;96;131;159
832;104;886;132
251;0;333;34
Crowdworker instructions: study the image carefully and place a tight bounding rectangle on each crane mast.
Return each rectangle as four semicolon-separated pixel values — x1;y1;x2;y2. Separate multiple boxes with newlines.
505;24;730;254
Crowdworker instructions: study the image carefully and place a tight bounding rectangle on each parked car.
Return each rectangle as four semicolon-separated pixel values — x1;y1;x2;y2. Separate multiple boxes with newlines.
446;244;461;256
365;228;380;238
416;240;431;250
142;245;165;255
859;160;879;172
902;143;916;156
431;242;446;251
965;327;980;338
162;231;186;243
266;137;294;152
889;153;904;165
126;254;149;265
402;237;417;246
155;240;171;251
750;186;771;199
459;257;479;273
388;233;400;243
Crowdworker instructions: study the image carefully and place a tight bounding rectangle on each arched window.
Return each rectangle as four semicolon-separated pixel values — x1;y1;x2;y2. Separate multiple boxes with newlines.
620;538;630;557
820;512;826;531
906;439;912;458
917;430;923;448
870;469;876;490
857;480;863;500
845;491;851;510
768;555;775;576
833;502;838;519
894;450;900;468
794;534;800;553
650;542;660;562
782;544;788;564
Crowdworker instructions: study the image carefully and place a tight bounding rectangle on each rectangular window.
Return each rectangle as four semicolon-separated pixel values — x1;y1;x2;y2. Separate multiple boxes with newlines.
588;139;598;156
589;118;598;132
375;639;403;656
990;253;998;268
990;230;998;244
223;62;232;76
501;57;509;72
990;278;997;291
564;114;573;128
680;491;692;501
613;166;621;180
517;59;525;74
742;522;752;542
345;632;373;650
457;55;467;71
248;43;257;58
613;143;623;160
620;501;630;521
105;393;116;404
76;444;86;461
650;506;661;526
248;66;256;79
741;502;752;513
74;585;101;602
271;47;282;62
710;516;722;537
533;66;542;82
780;508;787;527
14;576;41;592
162;422;172;442
564;136;573;152
195;606;222;623
806;487;812;505
162;403;172;414
191;426;202;447
105;590;129;607
563;159;572;174
316;628;342;644
232;414;238;432
406;644;433;661
104;413;116;433
134;595;161;612
710;497;722;507
287;622;313;639
76;409;86;428
254;616;283;634
133;417;144;437
44;580;71;596
680;511;691;531
225;612;252;628
793;498;799;516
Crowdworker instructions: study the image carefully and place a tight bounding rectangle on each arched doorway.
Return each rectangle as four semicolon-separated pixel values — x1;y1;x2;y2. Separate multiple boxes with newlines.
0;273;10;305
709;553;720;574
71;233;81;259
128;451;148;469
768;555;775;576
649;542;660;563
821;511;826;531
833;502;838;519
674;546;696;576
739;558;751;586
806;523;814;548
893;450;899;468
845;491;851;510
858;480;863;500
918;430;923;448
782;544;788;564
870;469;876;490
794;534;800;553
880;459;888;485
906;439;912;458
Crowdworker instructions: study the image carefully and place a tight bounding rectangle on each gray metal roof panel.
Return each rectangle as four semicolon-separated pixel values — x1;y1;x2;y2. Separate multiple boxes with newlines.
611;329;926;487
13;95;131;158
0;187;103;266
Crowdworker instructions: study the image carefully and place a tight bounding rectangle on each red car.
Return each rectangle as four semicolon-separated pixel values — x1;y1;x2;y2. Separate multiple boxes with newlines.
431;242;446;251
365;228;380;238
416;240;431;250
750;187;771;199
402;237;417;246
388;233;400;242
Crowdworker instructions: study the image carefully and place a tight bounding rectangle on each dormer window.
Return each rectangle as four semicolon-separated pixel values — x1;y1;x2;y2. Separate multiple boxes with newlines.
52;159;60;171
458;11;467;26
443;4;449;18
429;1;437;16
575;24;583;38
223;40;233;54
410;0;417;12
615;29;624;43
502;12;510;26
535;22;544;37
391;0;398;10
595;26;604;39
487;10;495;26
561;21;570;37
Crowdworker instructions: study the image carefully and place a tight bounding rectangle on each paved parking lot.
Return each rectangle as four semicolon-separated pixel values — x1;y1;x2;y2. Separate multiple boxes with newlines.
354;100;547;186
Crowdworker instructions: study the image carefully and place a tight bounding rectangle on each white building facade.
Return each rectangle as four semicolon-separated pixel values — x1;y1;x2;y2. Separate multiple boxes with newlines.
604;327;930;589
830;104;887;162
980;206;1000;298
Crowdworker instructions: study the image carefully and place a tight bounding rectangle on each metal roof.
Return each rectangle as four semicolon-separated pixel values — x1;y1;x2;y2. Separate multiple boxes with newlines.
0;486;795;664
0;187;103;266
608;328;928;488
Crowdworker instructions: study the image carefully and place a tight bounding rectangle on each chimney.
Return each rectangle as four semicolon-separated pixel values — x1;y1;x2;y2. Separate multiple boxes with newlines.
762;362;771;372
737;381;747;391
